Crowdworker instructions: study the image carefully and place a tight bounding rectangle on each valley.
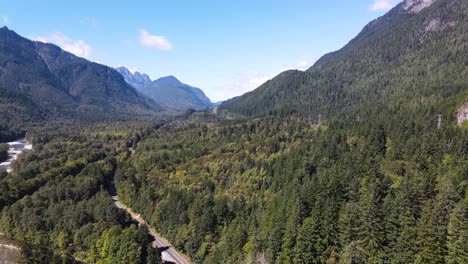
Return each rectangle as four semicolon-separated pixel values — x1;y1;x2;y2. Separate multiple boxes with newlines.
0;0;467;263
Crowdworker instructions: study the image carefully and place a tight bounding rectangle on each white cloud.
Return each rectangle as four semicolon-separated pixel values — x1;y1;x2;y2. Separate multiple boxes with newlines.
369;0;399;11
280;60;311;72
33;32;93;59
210;71;272;101
298;60;309;68
212;60;313;101
138;29;172;50
235;73;272;92
2;16;9;24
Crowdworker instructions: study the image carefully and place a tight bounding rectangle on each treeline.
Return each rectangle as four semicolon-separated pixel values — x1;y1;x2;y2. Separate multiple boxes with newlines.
117;95;468;263
0;143;8;162
0;122;161;263
0;88;41;142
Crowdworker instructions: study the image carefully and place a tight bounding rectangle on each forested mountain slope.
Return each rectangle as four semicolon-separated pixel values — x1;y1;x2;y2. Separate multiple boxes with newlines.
117;95;468;263
220;0;468;117
112;1;468;263
0;27;160;139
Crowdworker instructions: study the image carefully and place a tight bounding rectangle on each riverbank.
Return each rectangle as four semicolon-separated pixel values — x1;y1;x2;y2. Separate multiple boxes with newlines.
0;138;32;173
0;139;31;262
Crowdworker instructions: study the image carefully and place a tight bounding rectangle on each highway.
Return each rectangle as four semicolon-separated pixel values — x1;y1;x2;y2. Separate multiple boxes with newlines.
112;196;191;264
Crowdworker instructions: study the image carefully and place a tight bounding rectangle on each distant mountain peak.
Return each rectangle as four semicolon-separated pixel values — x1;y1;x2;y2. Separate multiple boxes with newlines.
145;75;212;110
0;26;18;36
115;66;132;75
155;75;182;86
115;66;152;89
115;68;213;110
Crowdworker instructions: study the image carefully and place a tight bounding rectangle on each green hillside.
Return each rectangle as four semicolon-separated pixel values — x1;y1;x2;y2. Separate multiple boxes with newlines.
220;0;468;118
0;26;161;139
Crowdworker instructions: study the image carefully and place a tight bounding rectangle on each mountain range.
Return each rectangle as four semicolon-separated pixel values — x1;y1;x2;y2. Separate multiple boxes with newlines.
220;0;468;120
2;0;467;125
0;26;160;127
115;67;213;110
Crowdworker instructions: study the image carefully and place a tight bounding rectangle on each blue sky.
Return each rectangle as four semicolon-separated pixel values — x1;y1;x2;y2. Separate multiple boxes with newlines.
0;0;400;101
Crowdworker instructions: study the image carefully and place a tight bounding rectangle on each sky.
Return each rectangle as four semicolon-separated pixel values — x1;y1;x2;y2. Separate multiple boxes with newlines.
0;0;401;102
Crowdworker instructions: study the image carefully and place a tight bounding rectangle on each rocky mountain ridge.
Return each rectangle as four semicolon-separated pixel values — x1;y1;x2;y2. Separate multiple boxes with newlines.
115;66;213;110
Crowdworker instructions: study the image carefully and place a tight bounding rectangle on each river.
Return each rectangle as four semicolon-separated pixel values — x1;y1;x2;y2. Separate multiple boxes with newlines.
0;138;32;263
0;138;32;173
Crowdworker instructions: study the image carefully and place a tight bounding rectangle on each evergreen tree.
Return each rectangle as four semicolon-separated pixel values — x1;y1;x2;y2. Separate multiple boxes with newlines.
414;202;440;264
146;244;162;264
293;215;323;263
446;200;468;264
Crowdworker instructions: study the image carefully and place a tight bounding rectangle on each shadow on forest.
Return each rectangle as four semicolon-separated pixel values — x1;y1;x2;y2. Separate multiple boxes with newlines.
158;246;170;252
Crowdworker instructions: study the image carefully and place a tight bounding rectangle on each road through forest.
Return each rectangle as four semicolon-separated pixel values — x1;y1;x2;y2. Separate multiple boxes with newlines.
112;196;191;264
